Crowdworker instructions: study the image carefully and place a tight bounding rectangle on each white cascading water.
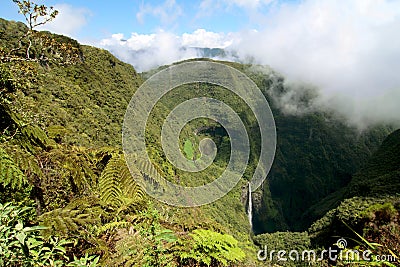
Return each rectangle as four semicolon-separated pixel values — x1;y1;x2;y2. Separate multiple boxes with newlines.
247;182;252;230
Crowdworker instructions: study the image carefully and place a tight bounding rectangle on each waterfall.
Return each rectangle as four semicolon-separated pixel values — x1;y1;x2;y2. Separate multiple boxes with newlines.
247;182;253;230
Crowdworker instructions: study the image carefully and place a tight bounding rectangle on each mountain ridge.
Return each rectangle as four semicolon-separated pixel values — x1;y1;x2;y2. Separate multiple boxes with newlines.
1;16;399;266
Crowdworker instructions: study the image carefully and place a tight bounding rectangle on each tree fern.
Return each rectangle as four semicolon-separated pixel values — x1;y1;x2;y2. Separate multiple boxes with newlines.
44;146;97;193
111;230;145;267
89;146;118;172
1;102;54;152
135;157;163;188
95;220;133;236
19;124;54;150
98;154;145;209
4;144;44;181
99;156;122;205
105;208;176;267
39;205;97;236
0;146;27;189
179;229;246;266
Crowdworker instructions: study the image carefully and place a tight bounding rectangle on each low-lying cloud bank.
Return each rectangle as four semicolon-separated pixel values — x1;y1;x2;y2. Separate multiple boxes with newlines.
99;29;236;72
99;0;400;129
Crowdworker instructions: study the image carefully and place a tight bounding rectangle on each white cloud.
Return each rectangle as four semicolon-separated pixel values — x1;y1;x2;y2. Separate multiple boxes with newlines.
100;31;196;72
136;0;183;26
101;33;157;50
100;0;400;128
36;4;90;38
182;29;233;48
228;0;400;128
99;29;236;71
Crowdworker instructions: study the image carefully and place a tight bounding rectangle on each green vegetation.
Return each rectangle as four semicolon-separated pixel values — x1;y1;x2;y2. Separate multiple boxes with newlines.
0;202;100;266
1;2;399;265
183;139;195;160
178;229;246;266
0;9;250;266
305;129;400;223
245;69;391;233
308;130;400;252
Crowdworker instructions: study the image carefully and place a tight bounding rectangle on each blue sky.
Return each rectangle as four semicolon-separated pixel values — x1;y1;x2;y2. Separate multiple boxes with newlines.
1;0;400;127
0;0;285;41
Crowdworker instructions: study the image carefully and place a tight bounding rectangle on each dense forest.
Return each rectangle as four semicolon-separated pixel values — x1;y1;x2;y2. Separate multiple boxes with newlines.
1;2;399;266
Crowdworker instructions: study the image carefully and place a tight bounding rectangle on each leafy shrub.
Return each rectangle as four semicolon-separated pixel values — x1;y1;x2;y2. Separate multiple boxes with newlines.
253;231;311;252
178;229;245;266
309;196;400;260
103;207;177;267
0;202;99;267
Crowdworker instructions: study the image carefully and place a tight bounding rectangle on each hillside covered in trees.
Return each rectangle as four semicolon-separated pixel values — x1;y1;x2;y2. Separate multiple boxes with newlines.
1;8;399;267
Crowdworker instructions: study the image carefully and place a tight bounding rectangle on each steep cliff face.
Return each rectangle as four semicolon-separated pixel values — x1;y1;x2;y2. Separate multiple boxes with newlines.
247;76;390;232
347;129;400;197
305;129;400;224
307;129;400;251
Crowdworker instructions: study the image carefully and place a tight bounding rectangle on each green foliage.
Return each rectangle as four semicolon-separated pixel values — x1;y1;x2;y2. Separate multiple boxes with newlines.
0;202;99;267
347;129;400;198
361;202;398;222
183;139;195;160
67;253;100;267
98;153;145;210
46;146;96;193
309;130;400;255
6;1;81;64
309;196;400;259
257;111;390;232
1;18;141;147
0;63;17;93
143;60;391;234
0;146;28;190
305;128;400;228
335;221;400;266
138;208;177;267
178;229;246;266
253;231;311;253
26;146;99;211
252;232;313;266
1;13;398;267
104;206;177;267
4;144;43;179
39;206;97;237
0;203;84;266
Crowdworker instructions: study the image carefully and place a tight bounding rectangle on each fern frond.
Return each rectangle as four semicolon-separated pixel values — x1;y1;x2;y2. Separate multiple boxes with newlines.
98;154;145;209
112;228;145;267
136;157;162;185
39;206;97;236
0;146;27;189
44;146;97;192
95;220;132;236
99;156;123;206
20;124;53;148
4;144;43;180
120;157;145;201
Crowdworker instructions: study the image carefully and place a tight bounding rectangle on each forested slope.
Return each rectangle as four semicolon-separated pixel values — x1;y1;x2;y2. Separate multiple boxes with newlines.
0;18;251;266
1;16;398;266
